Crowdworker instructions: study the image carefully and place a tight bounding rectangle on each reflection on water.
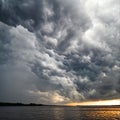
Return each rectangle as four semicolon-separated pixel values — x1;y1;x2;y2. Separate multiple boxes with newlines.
78;108;120;120
0;106;120;120
53;107;65;120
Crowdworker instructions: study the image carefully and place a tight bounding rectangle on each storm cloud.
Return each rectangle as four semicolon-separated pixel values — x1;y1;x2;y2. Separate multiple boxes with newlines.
0;0;120;104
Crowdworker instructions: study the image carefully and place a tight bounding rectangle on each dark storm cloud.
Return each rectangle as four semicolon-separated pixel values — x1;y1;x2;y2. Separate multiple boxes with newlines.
0;0;44;30
0;0;120;104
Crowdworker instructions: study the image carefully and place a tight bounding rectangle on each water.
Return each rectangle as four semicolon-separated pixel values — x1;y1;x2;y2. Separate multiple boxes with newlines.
0;106;120;120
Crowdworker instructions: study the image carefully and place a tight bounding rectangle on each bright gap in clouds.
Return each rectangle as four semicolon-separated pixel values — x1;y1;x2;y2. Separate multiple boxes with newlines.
65;99;120;106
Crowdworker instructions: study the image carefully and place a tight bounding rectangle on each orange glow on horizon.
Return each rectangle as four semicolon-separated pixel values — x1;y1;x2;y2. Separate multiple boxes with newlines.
65;99;120;106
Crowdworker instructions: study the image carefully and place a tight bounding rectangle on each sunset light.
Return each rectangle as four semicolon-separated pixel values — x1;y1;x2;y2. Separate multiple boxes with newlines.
66;99;120;106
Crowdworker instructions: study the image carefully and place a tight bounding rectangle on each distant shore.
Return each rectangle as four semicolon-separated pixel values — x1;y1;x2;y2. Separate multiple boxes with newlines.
0;102;45;106
0;102;120;107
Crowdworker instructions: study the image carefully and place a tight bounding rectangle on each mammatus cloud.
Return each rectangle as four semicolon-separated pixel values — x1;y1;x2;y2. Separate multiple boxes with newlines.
0;0;120;104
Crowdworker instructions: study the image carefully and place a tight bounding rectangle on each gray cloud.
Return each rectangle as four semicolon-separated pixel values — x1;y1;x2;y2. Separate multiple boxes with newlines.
0;0;120;104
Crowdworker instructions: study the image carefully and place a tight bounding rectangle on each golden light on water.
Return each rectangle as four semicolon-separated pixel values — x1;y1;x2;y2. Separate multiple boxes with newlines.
65;99;120;106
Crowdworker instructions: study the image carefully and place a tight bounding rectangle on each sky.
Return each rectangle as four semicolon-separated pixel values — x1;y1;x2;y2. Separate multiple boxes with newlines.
0;0;120;105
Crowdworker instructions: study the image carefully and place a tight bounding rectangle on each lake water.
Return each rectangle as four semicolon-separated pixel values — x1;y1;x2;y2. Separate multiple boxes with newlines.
0;106;120;120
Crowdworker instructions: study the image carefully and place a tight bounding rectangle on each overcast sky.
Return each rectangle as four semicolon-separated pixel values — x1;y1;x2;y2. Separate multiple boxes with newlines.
0;0;120;104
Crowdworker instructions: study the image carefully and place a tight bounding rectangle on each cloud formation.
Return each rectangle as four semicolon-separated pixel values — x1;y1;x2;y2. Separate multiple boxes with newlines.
0;0;120;104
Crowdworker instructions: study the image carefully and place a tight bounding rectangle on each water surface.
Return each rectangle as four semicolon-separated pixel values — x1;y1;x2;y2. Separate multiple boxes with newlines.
0;106;120;120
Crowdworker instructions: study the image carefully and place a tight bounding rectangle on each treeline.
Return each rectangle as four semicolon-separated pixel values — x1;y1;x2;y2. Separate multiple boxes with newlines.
0;102;44;106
